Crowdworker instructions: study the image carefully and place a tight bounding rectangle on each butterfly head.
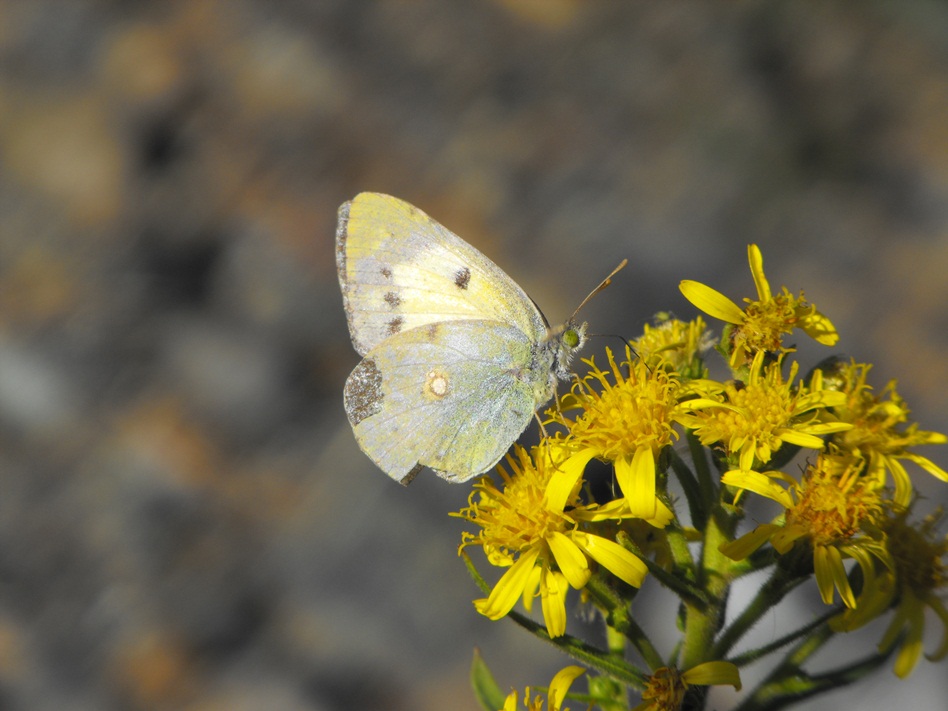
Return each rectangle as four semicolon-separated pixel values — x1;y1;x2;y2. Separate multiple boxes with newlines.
551;258;626;381
552;320;587;380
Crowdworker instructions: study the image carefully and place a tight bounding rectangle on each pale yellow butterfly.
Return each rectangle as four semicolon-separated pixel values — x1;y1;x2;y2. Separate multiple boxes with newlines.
337;192;623;485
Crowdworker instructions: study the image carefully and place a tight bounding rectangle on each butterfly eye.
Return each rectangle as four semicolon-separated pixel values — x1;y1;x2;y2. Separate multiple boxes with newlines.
563;328;580;349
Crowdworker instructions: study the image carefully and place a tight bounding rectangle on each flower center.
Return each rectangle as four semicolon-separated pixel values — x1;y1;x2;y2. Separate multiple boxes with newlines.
786;460;882;547
568;359;678;461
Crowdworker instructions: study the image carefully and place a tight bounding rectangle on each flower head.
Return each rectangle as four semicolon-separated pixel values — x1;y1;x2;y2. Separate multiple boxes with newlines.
455;443;648;637
825;360;948;506
677;352;851;472
834;509;948;678
680;244;838;369
721;449;889;608
550;349;682;519
632;663;741;711
501;666;585;711
632;314;712;378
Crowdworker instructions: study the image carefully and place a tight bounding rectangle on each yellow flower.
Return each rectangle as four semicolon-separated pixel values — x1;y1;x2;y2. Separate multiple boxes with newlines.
680;244;838;368
632;314;711;378
677;351;851;472
549;349;681;520
834;509;948;678
632;662;741;711
501;665;585;711
721;449;889;608
826;360;948;506
455;443;648;638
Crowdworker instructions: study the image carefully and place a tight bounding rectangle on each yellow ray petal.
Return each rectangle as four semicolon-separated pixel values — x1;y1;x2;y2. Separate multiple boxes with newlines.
475;547;540;620
577;532;647;587
679;280;745;324
548;530;591;589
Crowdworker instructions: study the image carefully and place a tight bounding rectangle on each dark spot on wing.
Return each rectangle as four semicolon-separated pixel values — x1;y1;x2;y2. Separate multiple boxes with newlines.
384;292;401;308
399;464;423;486
425;323;439;340
344;358;383;425
387;316;403;335
380;266;393;279
454;267;471;290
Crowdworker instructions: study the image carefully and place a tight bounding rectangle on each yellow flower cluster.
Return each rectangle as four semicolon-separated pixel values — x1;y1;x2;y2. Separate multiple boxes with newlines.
680;245;948;678
455;243;946;708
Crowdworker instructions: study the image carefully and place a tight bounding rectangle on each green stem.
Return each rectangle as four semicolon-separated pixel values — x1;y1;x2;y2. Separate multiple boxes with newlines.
618;531;708;608
680;503;741;671
666;522;697;578
606;625;626;658
712;566;807;659
669;447;704;530
506;608;650;689
687;430;718;510
726;607;838;667
586;571;665;671
733;623;894;711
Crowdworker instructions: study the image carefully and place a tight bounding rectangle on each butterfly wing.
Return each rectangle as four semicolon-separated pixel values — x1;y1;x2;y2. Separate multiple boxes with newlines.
337;192;548;356
344;319;555;484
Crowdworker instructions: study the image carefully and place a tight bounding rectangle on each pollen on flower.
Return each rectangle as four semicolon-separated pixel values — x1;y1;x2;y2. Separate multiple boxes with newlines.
680;244;838;368
733;289;805;356
826;360;948;504
632;315;711;377
701;373;794;463
833;362;914;454
641;667;686;711
456;446;577;559
786;453;884;547
558;349;679;462
679;351;854;471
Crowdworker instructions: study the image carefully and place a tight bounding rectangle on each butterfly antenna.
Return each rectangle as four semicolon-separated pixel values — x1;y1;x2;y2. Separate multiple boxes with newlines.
533;410;549;437
569;259;628;322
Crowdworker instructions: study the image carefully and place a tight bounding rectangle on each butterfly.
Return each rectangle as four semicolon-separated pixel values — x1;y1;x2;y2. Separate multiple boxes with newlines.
336;192;623;485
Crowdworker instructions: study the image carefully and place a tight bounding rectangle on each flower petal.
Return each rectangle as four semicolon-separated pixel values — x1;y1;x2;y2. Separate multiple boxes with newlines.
892;596;925;678
798;309;839;345
475;548;540;620
540;567;569;638
576;532;647;587
814;544;854;608
924;594;948;663
546;447;597;512
616;448;657;519
680;280;746;324
776;429;829;450
719;523;780;561
769;524;807;554
548;530;591;589
547;666;585;711
521;563;542;613
747;244;771;301
903;452;948;483
682;661;742;691
502;690;518;711
885;455;913;508
721;469;794;508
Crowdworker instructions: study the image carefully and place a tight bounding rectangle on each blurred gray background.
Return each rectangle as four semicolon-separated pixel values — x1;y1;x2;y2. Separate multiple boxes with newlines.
0;1;946;709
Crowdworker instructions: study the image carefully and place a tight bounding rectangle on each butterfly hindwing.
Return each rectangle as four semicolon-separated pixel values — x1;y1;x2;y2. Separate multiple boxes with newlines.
337;192;547;356
344;319;554;484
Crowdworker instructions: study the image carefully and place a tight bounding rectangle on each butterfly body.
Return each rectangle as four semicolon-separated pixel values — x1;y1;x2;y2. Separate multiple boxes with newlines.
337;193;583;485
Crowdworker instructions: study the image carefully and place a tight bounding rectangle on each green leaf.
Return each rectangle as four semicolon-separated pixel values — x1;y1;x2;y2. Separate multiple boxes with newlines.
471;648;508;711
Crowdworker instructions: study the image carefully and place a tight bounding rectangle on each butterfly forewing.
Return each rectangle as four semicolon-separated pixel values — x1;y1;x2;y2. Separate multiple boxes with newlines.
337;193;546;356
